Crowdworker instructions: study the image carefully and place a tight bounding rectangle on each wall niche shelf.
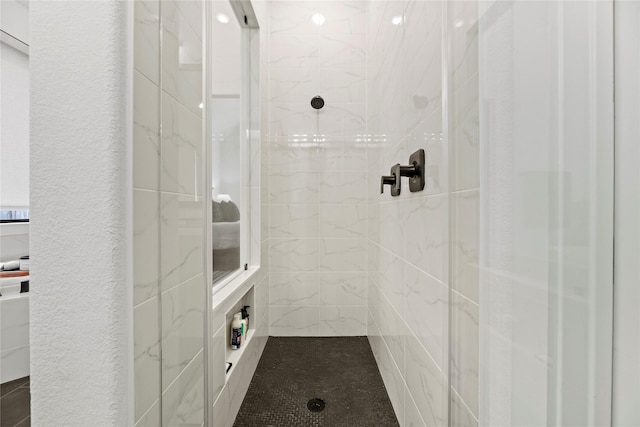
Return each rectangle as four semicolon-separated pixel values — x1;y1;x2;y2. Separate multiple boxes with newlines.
223;285;254;381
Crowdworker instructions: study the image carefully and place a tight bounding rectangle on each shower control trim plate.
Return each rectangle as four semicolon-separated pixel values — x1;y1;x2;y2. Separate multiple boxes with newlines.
407;149;426;192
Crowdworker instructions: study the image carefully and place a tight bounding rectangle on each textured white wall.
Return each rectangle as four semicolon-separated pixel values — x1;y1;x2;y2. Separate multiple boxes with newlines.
30;2;133;425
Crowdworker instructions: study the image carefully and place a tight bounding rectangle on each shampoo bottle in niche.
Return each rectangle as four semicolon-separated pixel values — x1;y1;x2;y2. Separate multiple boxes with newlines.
239;311;247;337
231;313;242;350
241;306;250;333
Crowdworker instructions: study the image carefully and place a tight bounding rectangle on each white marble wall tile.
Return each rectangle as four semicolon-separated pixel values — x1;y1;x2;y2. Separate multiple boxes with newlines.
161;92;203;195
368;202;381;242
319;271;367;305
404;391;427;427
161;275;205;388
317;103;366;136
451;190;479;303
270;306;319;336
270;271;320;305
261;202;270;244
379;199;405;258
367;0;389;41
227;337;265;423
367;272;381;321
161;0;202;117
451;291;479;418
379;289;408;377
160;193;204;291
319;306;367;336
134;297;161;422
269;141;322;172
269;103;318;137
319;68;366;103
321;139;368;171
269;67;318;103
405;334;448;427
269;239;319;272
135;400;160;427
318;1;366;36
212;388;228;427
256;275;270;314
134;0;160;84
378;248;405;314
451;388;478;427
319;34;366;69
211;325;226;402
134;189;159;305
134;72;160;191
449;0;479;93
367;311;381;357
405;262;448;371
162;350;204;425
405;194;448;281
269;35;319;68
319;204;367;238
269;1;320;36
451;75;479;191
402;0;442;134
406;108;447;196
319;238;367;271
269;171;319;204
173;1;202;41
269;204;319;238
377;333;406;426
319;170;367;204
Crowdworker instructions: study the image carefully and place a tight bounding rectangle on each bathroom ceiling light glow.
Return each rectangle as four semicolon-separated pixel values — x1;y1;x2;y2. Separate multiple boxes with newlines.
216;13;230;24
199;102;204;109
392;16;403;25
312;13;325;26
454;20;464;28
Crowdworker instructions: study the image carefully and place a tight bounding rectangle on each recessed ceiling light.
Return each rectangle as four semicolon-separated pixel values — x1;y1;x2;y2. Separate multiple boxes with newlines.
216;13;230;24
392;16;403;25
454;20;464;28
312;13;325;26
199;102;204;109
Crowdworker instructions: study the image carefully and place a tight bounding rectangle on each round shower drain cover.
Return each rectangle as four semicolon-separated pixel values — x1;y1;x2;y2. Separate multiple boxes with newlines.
307;398;325;412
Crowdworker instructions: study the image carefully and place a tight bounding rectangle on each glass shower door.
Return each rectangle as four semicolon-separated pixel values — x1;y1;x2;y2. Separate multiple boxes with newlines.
448;1;615;425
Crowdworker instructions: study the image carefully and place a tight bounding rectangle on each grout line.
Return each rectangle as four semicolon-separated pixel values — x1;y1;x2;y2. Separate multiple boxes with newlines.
160;271;204;296
451;385;479;422
135;397;160;425
450;288;479;308
375;283;448;376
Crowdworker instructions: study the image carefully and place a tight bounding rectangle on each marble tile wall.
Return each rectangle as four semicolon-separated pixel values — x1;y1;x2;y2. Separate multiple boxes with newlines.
133;1;205;425
366;1;480;426
267;0;369;337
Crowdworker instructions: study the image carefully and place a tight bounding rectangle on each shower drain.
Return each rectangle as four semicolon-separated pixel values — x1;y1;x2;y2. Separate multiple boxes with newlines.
307;398;326;412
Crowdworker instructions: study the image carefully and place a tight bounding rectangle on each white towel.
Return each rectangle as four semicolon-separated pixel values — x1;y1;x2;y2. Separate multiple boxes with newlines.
0;260;20;271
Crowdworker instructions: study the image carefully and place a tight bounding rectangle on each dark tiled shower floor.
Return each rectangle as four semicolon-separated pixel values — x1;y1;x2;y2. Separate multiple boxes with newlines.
1;376;30;427
233;337;399;427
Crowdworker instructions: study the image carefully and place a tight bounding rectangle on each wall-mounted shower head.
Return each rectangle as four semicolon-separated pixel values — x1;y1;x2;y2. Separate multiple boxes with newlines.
311;95;325;110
